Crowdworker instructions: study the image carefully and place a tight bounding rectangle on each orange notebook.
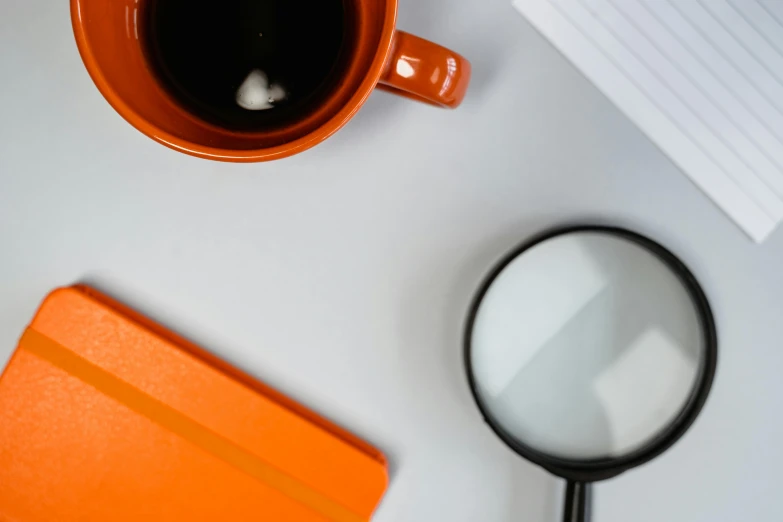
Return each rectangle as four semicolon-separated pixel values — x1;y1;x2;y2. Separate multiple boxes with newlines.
0;286;387;522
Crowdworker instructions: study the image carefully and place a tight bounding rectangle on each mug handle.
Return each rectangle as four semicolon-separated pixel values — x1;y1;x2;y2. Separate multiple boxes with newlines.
378;31;471;108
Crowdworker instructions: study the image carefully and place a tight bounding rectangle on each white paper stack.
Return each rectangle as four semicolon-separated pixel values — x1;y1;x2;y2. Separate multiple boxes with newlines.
514;0;783;242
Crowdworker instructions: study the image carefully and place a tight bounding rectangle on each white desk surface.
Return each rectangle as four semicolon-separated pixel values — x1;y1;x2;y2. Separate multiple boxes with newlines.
1;0;781;521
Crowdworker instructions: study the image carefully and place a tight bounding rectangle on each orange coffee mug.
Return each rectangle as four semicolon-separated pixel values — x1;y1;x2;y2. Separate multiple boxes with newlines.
71;0;471;162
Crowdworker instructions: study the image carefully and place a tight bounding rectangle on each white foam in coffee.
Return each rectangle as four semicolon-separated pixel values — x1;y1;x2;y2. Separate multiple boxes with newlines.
235;69;288;111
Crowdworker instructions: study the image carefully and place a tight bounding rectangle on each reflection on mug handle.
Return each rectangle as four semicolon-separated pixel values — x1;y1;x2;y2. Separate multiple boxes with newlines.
563;480;592;522
378;31;471;108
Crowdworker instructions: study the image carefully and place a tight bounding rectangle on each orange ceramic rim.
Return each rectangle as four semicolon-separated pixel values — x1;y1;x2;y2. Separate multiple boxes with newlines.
70;0;398;162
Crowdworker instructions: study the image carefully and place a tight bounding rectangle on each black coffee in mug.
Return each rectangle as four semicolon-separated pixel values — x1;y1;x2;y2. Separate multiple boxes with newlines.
144;0;350;131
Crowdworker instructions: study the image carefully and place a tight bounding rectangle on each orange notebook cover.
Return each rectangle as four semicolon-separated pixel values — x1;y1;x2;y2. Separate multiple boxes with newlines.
0;286;387;522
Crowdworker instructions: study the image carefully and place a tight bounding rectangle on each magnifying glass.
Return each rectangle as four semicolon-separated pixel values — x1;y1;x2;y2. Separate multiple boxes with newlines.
464;226;717;522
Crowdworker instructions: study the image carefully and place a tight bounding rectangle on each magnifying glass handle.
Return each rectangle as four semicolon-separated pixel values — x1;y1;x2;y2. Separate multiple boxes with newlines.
563;480;591;522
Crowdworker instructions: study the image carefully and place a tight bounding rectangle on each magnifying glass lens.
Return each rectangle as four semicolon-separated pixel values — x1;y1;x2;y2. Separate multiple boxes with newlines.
470;232;706;460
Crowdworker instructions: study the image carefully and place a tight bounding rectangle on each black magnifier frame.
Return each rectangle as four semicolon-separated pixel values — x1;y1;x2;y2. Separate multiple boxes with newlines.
463;225;718;522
